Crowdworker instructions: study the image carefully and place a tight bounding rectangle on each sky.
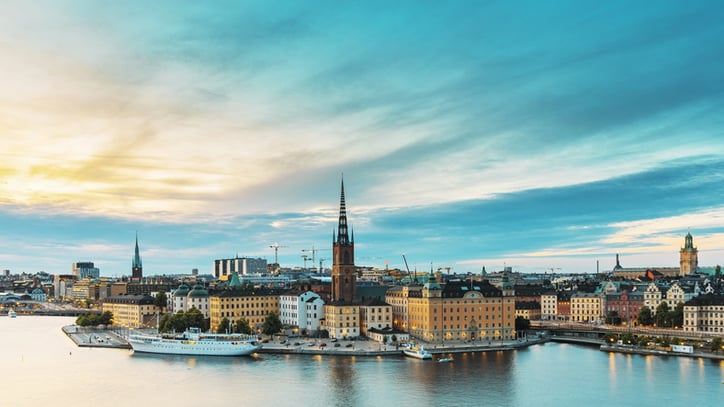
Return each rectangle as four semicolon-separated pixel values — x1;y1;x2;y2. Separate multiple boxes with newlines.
2;1;724;277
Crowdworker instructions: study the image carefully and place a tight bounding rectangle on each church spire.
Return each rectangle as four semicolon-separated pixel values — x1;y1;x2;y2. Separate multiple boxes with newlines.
132;232;143;280
336;176;349;245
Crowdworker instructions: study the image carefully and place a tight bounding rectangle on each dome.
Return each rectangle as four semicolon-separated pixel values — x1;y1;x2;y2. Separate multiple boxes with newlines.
187;283;208;298
173;283;190;297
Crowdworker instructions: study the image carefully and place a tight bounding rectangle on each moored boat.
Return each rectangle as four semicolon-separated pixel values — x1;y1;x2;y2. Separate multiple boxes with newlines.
128;327;261;356
8;309;17;318
402;343;432;360
437;357;453;363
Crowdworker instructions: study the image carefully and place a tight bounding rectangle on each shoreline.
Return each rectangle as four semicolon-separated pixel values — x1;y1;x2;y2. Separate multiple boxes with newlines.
599;343;724;361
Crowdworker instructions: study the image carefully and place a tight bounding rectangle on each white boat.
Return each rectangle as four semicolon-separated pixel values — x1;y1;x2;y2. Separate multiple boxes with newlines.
8;309;16;318
402;344;432;360
437;357;454;363
128;327;261;356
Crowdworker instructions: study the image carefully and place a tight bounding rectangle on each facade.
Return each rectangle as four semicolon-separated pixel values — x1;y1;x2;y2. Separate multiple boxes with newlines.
72;262;100;279
132;235;143;280
683;294;724;333
408;278;516;343
541;292;557;320
169;283;190;313
209;289;282;333
515;301;541;320
30;287;47;302
101;294;156;328
570;293;602;323
280;290;324;335
359;298;392;336
324;303;360;339
604;289;644;324
186;283;210;318
680;232;698;276
213;256;268;280
385;284;422;331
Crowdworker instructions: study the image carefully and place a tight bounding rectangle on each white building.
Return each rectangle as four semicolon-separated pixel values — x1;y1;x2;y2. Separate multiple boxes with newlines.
280;291;324;335
541;292;558;321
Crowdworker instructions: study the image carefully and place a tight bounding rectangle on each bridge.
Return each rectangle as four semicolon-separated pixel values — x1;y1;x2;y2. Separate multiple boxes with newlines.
531;321;722;343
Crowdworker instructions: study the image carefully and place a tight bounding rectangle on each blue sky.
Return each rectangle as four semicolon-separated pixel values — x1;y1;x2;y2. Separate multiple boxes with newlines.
1;1;724;277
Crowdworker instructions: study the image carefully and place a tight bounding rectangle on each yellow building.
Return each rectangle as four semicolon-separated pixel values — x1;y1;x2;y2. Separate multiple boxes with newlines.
324;303;360;339
209;289;282;333
385;284;422;332
407;277;516;344
359;298;392;336
101;294;156;328
570;293;602;323
683;294;724;333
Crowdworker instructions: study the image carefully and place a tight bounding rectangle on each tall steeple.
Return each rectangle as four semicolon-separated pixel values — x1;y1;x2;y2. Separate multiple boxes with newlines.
132;232;143;280
332;176;356;303
680;231;698;276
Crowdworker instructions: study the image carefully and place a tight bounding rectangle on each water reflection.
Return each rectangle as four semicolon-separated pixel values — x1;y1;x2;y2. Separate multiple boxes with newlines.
328;357;358;407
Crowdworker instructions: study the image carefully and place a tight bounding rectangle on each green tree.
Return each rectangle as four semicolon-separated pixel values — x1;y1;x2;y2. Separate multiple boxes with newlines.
670;303;684;328
711;337;723;353
637;306;654;326
620;332;635;345
235;318;253;335
515;316;530;332
262;312;282;336
186;307;206;330
605;311;622;325
154;291;168;310
655;302;670;327
217;318;231;334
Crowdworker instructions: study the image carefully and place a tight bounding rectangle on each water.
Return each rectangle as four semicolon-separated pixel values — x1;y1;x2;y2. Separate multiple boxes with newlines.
2;316;723;406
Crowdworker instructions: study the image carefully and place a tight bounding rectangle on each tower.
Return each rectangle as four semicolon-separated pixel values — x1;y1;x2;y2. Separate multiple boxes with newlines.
132;233;143;280
331;177;356;303
680;231;698;276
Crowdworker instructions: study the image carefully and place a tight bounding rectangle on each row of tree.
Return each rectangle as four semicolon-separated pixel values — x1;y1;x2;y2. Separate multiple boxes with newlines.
158;308;208;333
604;332;723;353
76;311;113;327
605;303;685;328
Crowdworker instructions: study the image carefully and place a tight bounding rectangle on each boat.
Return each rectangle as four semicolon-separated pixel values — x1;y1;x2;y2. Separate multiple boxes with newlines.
127;327;261;356
8;309;16;318
437;357;454;363
402;343;432;360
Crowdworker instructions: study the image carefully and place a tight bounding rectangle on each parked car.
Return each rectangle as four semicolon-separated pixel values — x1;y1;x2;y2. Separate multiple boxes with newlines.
319;343;327;347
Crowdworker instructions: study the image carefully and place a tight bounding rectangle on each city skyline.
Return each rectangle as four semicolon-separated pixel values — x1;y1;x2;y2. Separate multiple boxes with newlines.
1;1;724;276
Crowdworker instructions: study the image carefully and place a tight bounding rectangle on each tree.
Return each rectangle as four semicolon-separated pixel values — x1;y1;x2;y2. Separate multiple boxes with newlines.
262;312;282;336
711;337;722;353
235;318;253;335
605;311;622;325
217;318;231;334
515;316;530;332
637;306;654;326
670;303;684;328
655;302;670;327
154;291;168;310
75;311;113;327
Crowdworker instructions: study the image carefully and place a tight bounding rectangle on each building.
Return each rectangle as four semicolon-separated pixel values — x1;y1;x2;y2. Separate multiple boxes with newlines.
101;294;156;328
280;290;324;335
186;282;210;318
324;178;362;339
570;292;602;323
72;262;99;279
132;234;143;280
213;256;267;281
359;298;392;336
515;301;541;320
680;232;699;276
541;291;558;320
385;284;422;331
209;288;282;333
604;289;644;325
683;294;724;333
408;277;516;343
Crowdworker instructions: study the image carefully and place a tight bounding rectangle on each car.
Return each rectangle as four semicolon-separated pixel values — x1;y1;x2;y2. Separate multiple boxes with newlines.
345;343;353;348
307;342;315;346
319;343;327;347
331;338;338;342
293;342;302;346
334;343;340;347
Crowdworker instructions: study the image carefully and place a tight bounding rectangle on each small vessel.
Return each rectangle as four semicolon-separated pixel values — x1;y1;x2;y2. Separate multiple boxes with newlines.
437;357;454;363
402;343;432;360
8;309;17;318
128;327;261;356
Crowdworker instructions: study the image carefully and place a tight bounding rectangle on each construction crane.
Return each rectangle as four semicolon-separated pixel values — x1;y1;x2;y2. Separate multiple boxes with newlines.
301;254;310;270
302;245;330;272
402;254;414;283
269;242;288;269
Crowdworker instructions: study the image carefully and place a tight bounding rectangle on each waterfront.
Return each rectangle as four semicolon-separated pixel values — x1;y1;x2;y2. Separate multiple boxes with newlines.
2;316;723;407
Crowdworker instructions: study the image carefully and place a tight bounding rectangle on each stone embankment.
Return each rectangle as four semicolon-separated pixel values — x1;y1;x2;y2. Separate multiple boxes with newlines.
599;343;724;361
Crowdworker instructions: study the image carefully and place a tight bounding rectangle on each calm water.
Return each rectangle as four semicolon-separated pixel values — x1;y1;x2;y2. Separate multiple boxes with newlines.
2;316;723;407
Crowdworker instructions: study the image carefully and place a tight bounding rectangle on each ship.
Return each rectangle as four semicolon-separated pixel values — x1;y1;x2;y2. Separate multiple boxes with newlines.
402;343;432;360
8;309;17;318
128;327;261;356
